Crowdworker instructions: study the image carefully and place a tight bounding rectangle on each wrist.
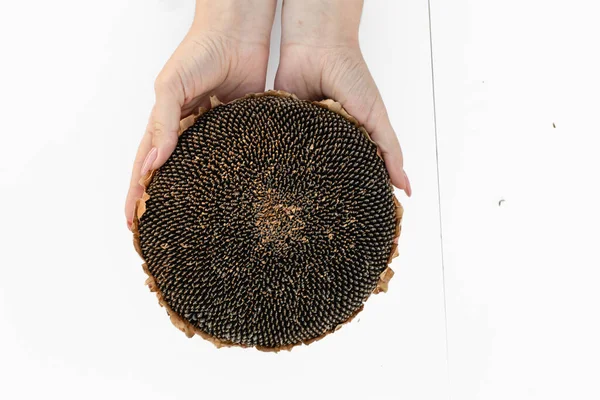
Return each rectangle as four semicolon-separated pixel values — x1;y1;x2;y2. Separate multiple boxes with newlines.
280;0;363;49
191;0;277;46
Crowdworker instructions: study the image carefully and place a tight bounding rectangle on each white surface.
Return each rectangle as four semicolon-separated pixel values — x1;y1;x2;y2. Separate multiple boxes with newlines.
0;1;446;399
430;0;600;399
1;0;598;399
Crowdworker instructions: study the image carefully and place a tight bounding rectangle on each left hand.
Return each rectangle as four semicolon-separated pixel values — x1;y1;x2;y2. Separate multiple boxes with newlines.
275;0;411;196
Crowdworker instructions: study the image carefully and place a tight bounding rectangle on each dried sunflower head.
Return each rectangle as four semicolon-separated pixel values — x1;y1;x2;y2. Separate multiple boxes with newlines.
132;91;403;351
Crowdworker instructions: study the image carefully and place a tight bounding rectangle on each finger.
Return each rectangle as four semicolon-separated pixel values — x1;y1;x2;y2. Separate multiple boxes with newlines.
332;61;411;196
335;89;411;196
367;111;411;196
124;88;182;229
404;170;412;198
148;84;183;170
125;123;153;229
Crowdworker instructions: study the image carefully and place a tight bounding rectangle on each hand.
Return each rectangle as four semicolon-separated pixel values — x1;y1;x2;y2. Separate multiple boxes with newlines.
275;0;411;196
125;0;276;229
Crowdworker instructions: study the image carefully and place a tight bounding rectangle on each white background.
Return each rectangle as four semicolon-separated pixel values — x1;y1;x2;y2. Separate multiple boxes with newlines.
0;1;598;399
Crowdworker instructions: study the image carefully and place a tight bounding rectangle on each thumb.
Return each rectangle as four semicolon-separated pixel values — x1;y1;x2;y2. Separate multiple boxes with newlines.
125;78;183;229
324;52;411;197
140;85;182;176
370;114;412;197
337;89;412;197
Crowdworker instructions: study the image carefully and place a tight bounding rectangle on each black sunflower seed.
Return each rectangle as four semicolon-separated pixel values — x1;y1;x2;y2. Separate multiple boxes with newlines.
137;93;399;349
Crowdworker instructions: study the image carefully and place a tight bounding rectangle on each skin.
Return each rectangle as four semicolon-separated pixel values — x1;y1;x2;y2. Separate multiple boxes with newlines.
125;0;411;229
276;0;410;196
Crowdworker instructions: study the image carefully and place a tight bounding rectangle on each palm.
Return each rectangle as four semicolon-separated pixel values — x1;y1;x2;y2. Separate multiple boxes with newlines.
171;34;270;118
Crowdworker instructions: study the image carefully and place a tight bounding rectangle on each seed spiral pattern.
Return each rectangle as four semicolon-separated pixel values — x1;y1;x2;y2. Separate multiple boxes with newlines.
136;94;398;349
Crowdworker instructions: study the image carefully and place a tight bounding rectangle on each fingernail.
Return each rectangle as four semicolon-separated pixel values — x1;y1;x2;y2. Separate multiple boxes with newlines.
141;147;158;176
404;170;412;197
127;220;133;231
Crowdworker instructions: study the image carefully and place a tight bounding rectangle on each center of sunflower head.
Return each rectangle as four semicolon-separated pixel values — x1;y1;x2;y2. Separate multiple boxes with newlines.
253;187;306;249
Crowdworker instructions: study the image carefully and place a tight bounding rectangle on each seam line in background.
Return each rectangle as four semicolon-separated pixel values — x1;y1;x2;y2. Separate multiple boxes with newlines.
426;0;452;398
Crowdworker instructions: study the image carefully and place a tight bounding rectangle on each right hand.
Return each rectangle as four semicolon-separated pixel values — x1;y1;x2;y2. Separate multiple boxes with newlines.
125;0;276;229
